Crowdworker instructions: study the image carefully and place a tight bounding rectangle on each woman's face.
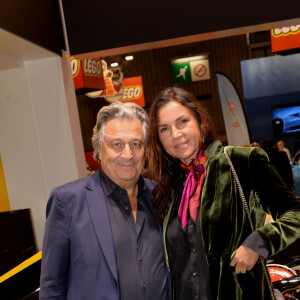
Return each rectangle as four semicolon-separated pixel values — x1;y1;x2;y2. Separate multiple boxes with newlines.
157;101;201;165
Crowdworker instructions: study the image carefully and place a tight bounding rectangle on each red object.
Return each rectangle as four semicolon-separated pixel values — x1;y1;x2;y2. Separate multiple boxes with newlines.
82;58;105;90
267;264;296;282
121;76;145;107
85;151;100;171
70;55;105;90
70;56;84;89
271;26;300;52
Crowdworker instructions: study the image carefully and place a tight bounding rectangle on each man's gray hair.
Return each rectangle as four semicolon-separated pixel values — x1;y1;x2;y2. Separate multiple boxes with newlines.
92;101;148;162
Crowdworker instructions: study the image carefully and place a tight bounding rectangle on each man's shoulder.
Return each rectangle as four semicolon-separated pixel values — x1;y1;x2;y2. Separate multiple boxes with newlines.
52;171;100;195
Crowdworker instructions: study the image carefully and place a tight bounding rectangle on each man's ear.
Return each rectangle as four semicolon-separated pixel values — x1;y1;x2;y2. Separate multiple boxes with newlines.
97;148;102;161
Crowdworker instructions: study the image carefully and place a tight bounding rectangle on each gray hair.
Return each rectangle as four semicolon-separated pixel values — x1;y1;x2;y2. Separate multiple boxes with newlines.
92;101;148;162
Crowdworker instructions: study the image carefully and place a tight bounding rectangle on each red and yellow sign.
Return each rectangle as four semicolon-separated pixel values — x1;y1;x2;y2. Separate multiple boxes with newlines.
121;76;145;107
271;25;300;52
70;56;105;90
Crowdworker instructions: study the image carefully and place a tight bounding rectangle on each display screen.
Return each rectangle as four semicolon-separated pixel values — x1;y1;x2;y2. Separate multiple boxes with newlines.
272;102;300;137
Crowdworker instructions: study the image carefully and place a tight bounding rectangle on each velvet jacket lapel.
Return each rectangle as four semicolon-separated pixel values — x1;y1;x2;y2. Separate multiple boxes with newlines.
85;171;118;283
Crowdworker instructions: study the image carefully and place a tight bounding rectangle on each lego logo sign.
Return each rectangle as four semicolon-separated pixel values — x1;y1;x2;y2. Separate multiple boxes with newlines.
81;58;104;89
83;59;102;76
69;55;105;91
271;25;300;52
70;56;84;89
70;57;80;76
122;86;143;100
121;76;145;107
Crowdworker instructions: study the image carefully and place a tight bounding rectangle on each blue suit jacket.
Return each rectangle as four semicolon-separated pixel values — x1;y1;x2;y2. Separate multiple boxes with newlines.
40;170;167;300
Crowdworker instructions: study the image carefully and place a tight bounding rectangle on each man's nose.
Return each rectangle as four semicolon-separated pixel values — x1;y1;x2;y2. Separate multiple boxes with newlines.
121;144;134;158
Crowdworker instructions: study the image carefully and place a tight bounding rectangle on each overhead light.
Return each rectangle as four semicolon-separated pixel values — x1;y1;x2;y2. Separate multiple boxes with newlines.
125;55;134;61
172;55;208;64
111;62;119;67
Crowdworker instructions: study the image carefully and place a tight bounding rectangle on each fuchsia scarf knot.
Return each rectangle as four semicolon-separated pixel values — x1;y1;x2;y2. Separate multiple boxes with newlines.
178;147;208;228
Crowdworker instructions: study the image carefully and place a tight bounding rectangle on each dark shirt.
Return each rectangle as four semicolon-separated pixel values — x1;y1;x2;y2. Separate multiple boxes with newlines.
99;168;169;300
166;174;269;300
166;183;212;300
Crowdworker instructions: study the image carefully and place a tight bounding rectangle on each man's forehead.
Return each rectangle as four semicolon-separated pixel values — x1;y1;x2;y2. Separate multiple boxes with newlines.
106;117;142;127
104;118;143;137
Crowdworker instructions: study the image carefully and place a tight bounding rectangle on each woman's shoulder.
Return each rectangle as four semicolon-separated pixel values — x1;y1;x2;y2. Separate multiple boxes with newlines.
226;145;268;158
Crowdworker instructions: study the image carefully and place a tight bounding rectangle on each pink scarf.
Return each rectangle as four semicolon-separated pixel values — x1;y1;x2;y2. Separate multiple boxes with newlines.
178;147;208;228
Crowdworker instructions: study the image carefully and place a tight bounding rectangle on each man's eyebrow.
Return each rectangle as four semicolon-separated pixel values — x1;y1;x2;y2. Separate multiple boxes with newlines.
105;137;143;142
130;138;143;141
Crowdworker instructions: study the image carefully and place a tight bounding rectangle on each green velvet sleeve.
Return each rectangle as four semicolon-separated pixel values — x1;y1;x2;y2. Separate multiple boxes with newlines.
248;146;300;256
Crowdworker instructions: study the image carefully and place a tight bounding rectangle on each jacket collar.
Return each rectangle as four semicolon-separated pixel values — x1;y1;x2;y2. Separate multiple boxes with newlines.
85;169;101;191
204;140;224;160
85;170;118;282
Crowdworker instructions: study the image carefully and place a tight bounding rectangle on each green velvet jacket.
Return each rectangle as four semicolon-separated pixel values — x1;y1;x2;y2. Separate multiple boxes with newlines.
163;140;300;300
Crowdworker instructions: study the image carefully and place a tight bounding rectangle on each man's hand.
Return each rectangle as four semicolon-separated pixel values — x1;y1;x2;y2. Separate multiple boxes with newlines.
229;245;259;274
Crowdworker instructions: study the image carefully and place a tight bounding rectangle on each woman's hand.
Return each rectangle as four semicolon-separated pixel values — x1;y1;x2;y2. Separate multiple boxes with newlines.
229;245;259;274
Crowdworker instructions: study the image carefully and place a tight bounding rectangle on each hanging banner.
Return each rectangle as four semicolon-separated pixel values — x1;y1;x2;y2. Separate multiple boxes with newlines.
82;58;105;89
121;76;145;107
171;55;210;83
85;63;145;107
70;56;105;91
271;25;300;52
216;73;250;146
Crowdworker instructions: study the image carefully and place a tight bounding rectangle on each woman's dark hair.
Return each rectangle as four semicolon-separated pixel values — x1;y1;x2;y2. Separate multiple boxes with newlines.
148;86;215;219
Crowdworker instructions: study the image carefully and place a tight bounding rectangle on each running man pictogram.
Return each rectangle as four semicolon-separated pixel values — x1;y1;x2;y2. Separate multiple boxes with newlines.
176;65;188;79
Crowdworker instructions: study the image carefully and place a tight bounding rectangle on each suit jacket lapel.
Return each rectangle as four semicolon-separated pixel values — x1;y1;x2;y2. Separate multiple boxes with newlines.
85;171;118;282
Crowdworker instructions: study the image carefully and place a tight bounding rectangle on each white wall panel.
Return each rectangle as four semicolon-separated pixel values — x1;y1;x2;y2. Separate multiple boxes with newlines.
24;56;81;196
0;54;86;250
0;67;46;250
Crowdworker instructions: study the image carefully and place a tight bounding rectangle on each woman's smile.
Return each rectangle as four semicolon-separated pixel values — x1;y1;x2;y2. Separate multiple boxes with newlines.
174;141;188;149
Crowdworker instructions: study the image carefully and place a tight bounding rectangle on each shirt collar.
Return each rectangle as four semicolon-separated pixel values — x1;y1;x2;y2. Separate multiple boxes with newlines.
99;167;145;198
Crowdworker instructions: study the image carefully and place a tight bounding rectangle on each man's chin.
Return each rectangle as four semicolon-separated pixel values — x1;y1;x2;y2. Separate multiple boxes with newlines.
117;172;139;182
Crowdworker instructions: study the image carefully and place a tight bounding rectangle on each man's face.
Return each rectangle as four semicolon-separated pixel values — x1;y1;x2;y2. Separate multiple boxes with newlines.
98;118;145;189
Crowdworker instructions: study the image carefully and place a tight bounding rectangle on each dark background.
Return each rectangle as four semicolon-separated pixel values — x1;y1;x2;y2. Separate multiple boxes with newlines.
61;0;300;55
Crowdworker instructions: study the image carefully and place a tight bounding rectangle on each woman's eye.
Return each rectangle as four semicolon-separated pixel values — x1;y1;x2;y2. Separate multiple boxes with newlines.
181;119;188;124
160;127;167;133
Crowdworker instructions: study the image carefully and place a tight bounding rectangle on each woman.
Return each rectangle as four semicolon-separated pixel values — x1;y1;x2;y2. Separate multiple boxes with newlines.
148;86;300;300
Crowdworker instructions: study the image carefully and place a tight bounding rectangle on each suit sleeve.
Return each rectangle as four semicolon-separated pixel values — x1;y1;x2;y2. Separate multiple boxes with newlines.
39;188;70;300
249;147;300;256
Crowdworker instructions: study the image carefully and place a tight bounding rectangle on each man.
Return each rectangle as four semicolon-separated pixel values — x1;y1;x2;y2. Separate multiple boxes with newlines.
40;102;170;300
263;137;294;189
277;140;291;160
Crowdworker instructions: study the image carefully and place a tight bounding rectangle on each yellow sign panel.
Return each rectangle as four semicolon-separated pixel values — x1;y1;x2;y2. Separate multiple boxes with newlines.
0;154;10;212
